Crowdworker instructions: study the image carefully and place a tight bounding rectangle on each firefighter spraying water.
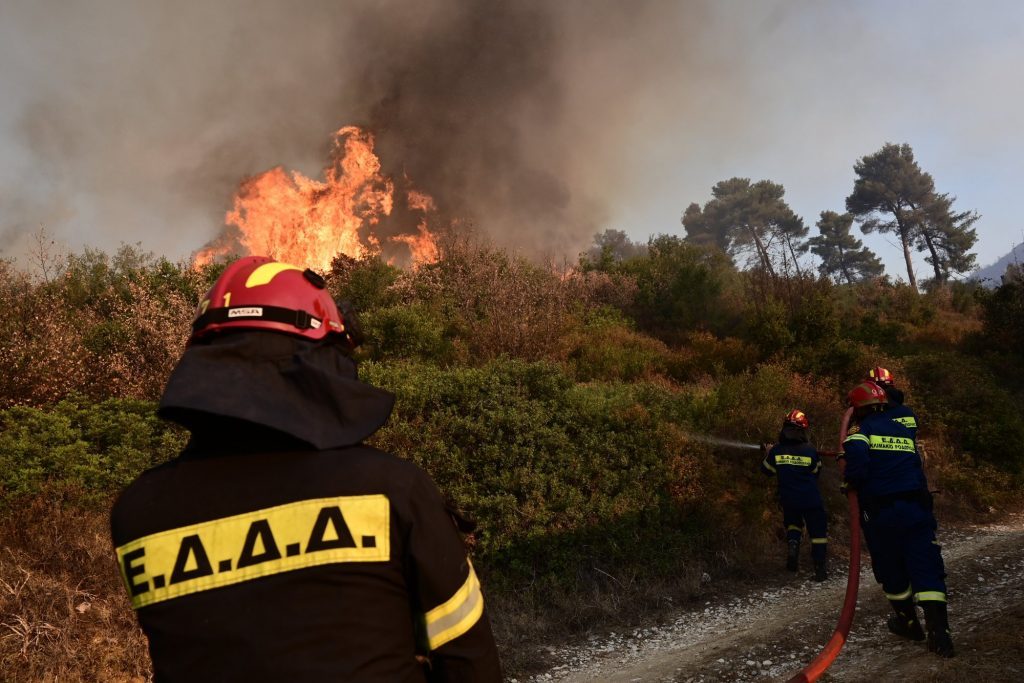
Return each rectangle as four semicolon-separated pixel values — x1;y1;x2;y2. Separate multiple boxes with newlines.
678;365;953;683
760;410;829;581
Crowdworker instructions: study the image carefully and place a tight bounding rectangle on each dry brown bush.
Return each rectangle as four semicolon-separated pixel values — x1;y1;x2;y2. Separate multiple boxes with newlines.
0;255;196;408
391;238;638;363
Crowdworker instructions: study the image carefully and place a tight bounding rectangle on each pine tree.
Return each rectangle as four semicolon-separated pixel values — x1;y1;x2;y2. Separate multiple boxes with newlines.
682;178;808;276
808;211;884;284
915;193;980;282
846;143;979;289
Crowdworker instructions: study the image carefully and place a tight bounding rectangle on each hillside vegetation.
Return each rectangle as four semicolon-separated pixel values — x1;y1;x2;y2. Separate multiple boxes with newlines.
1;237;1023;680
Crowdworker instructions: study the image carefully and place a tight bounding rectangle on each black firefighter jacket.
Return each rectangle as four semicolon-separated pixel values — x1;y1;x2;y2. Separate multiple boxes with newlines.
110;332;502;682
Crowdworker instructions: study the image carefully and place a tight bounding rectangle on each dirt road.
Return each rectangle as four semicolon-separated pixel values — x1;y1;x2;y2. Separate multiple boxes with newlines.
529;513;1024;683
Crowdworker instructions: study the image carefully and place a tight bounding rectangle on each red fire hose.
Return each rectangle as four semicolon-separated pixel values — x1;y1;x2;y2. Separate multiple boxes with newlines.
786;407;861;683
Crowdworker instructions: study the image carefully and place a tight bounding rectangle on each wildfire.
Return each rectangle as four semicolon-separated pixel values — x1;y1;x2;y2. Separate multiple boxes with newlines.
194;126;440;270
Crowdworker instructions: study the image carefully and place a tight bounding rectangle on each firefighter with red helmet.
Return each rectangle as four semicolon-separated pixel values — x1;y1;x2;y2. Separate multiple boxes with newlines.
842;381;953;658
110;257;502;681
867;366;919;438
761;409;828;581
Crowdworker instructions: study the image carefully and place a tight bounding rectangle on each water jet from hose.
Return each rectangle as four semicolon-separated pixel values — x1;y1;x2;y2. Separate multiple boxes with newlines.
682;434;761;451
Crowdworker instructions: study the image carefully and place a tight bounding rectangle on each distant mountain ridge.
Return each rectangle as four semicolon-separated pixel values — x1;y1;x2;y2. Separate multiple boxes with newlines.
972;242;1024;286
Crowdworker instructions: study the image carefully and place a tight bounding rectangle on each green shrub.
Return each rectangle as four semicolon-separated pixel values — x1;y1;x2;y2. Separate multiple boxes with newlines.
360;303;455;362
979;275;1024;357
608;236;737;341
665;332;758;382
745;296;794;355
566;308;670;382
328;255;402;311
0;397;186;507
905;352;1024;474
361;359;709;585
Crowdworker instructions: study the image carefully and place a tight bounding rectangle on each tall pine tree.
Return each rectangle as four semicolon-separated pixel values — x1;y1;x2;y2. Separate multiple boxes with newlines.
846;143;979;289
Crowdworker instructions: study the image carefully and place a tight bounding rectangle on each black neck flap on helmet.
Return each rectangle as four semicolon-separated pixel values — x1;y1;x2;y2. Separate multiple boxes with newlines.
159;332;394;451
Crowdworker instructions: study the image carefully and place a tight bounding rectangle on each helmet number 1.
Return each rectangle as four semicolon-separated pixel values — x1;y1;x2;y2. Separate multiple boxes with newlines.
223;292;232;307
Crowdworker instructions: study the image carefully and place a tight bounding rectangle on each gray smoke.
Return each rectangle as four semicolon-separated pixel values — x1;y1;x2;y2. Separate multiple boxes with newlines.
0;0;699;262
8;2;1014;269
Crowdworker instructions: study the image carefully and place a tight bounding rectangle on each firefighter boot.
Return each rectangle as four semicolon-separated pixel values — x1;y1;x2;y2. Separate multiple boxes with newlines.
786;539;800;572
886;599;924;641
813;558;828;582
921;602;955;658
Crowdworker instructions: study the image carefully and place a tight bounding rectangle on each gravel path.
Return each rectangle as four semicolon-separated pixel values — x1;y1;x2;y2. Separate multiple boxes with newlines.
526;513;1024;683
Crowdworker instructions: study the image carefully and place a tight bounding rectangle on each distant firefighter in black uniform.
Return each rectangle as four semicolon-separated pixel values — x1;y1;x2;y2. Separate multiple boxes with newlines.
761;409;828;581
110;256;502;682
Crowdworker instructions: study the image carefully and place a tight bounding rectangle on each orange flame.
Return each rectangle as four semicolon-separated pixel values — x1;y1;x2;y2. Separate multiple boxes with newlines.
195;126;439;270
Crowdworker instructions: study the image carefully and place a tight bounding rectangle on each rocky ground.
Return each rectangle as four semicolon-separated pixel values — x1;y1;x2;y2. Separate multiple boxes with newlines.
525;512;1024;683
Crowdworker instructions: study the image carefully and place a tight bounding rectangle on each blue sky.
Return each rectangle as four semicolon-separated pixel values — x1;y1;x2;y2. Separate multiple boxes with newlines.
1;1;1021;279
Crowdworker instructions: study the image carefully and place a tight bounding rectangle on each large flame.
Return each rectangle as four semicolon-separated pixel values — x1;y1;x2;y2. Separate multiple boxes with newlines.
195;126;439;270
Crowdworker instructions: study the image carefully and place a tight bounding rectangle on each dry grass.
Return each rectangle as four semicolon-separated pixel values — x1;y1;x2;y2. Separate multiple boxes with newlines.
0;497;149;682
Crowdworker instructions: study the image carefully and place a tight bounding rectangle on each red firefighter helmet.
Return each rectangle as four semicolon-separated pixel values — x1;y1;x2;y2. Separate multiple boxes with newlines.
847;381;887;408
190;256;357;347
784;409;809;429
866;366;895;386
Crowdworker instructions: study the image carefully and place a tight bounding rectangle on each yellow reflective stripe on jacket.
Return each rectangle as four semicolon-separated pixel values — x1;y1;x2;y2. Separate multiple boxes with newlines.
761;458;777;473
844;433;869;445
885;586;913;601
115;495;390;609
811;538;828;544
425;561;485;650
786;524;802;532
893;416;917;428
775;454;813;466
868;435;916;453
915;591;946;603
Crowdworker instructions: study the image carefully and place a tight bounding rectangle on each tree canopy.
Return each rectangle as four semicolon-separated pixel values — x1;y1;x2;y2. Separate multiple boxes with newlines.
808;211;884;284
581;229;648;269
916;192;980;283
846;143;978;289
682;178;808;277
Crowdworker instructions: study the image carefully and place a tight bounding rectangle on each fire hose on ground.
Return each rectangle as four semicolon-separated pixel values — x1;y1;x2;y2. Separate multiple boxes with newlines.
786;406;860;683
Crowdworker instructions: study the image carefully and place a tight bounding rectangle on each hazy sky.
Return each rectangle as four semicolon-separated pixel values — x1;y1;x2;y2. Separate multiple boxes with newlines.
1;0;1021;278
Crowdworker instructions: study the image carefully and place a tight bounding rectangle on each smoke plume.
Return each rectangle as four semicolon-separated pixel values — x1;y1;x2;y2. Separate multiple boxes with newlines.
0;0;697;262
10;2;1014;269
